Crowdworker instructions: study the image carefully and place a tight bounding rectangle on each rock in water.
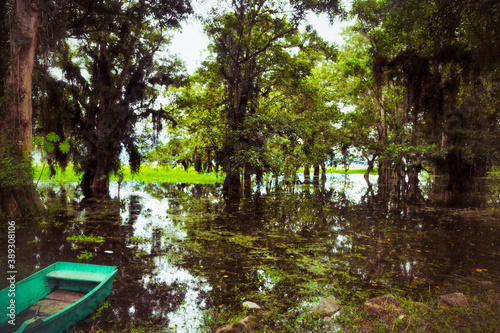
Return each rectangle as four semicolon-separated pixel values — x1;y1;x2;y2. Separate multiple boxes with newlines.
478;281;494;289
364;294;402;315
439;293;469;307
312;296;341;316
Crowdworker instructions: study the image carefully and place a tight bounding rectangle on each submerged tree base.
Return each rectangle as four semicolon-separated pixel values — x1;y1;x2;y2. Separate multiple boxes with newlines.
0;183;44;218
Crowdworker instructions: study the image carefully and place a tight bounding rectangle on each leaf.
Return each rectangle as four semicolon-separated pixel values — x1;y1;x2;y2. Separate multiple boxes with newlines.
34;137;44;145
59;140;70;154
46;132;60;142
43;141;55;153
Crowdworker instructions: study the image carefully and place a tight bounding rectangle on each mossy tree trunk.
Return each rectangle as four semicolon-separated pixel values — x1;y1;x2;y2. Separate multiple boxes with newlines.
0;0;43;217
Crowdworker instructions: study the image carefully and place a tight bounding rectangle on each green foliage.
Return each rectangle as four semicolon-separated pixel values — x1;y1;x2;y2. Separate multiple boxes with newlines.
59;141;70;154
0;145;33;190
124;165;220;184
92;301;111;320
24;0;500;200
129;236;154;243
35;0;193;197
158;0;341;193
34;164;80;183
34;132;70;155
345;0;500;187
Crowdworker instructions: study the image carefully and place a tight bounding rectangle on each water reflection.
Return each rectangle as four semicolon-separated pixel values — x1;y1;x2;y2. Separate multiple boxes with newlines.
2;174;499;332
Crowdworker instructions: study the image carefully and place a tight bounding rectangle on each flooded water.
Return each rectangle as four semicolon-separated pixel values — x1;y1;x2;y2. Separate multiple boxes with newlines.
2;173;499;332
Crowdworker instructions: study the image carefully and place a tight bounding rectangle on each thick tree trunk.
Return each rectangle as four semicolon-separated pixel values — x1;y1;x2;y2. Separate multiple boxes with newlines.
91;162;110;199
243;164;252;194
0;0;8;95
0;184;42;217
0;0;43;217
255;167;263;186
194;147;202;172
377;157;392;209
364;157;374;188
205;149;213;172
406;162;421;202
313;163;320;185
443;150;485;192
223;169;242;198
5;0;38;150
303;164;311;184
321;161;327;183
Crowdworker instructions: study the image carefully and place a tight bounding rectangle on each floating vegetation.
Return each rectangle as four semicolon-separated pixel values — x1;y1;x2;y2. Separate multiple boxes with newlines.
130;235;154;243
66;234;105;244
77;250;94;261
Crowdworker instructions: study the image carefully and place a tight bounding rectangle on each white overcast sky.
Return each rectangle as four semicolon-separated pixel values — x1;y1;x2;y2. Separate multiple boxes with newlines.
170;0;354;74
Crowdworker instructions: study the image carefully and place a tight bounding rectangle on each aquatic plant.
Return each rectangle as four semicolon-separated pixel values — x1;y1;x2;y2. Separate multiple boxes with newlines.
77;250;94;261
66;234;105;244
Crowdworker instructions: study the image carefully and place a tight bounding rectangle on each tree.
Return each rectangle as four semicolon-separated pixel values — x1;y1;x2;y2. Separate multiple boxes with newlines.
349;0;500;197
326;26;431;204
50;0;192;198
203;0;336;197
146;69;227;173
0;0;43;217
260;57;339;186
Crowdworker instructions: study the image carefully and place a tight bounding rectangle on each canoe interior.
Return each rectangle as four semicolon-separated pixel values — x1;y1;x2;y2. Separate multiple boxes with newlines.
0;262;117;333
1;289;90;333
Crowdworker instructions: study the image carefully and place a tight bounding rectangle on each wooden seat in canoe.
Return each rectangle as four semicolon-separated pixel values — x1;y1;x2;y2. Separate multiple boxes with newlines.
45;270;109;283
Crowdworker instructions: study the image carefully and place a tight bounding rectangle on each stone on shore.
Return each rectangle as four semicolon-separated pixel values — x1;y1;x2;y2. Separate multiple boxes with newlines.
242;301;262;311
478;281;494;289
215;323;244;333
439;292;469;307
364;294;402;315
312;296;341;316
215;316;260;333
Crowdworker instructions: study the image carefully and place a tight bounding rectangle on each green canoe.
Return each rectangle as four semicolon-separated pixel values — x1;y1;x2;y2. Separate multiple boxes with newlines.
0;262;117;333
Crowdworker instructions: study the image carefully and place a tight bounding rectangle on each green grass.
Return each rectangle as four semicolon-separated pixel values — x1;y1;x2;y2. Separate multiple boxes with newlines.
299;166;378;175
34;163;381;187
330;166;378;175
118;165;221;184
33;163;221;184
34;163;377;186
34;164;81;184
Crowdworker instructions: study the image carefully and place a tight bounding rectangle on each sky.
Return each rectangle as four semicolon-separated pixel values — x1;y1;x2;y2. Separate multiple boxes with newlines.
169;0;354;74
